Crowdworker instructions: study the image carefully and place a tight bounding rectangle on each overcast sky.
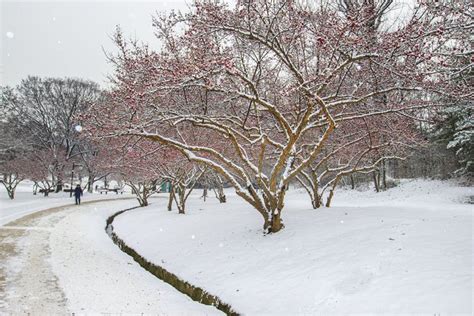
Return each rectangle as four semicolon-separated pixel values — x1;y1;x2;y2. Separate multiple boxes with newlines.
0;0;190;87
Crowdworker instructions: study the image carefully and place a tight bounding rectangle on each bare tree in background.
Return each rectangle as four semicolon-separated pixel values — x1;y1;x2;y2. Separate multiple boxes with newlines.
1;76;102;192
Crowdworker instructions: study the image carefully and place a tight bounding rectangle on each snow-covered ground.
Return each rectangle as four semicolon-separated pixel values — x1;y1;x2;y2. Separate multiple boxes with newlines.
1;193;221;314
113;179;473;314
49;200;220;314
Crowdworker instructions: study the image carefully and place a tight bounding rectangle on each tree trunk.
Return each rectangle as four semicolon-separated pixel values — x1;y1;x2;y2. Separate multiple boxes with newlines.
138;197;148;207
87;177;94;193
311;195;321;209
263;190;286;233
139;187;149;207
218;190;226;203
326;189;335;207
178;203;185;214
373;171;380;193
382;160;387;190
55;180;63;193
326;176;341;207
176;185;186;214
350;174;355;190
214;185;226;203
310;181;321;209
167;184;174;211
7;187;14;199
202;187;208;202
270;212;282;233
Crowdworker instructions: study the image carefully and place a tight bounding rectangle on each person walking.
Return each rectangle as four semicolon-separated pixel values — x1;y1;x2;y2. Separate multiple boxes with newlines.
74;184;83;205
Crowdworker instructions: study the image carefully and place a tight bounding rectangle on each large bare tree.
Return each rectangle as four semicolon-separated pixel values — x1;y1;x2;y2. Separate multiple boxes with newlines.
88;0;471;233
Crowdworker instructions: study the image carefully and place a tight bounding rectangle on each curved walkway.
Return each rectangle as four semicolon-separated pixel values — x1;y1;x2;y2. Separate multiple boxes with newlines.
0;199;220;314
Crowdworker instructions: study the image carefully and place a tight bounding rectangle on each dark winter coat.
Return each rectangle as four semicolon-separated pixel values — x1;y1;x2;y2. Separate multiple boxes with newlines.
74;186;83;197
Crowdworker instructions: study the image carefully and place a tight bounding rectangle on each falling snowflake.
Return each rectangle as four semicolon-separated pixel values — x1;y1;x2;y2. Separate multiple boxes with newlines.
284;247;289;252
159;228;163;232
218;242;224;248
52;17;56;21
75;125;83;132
6;32;14;39
191;234;196;239
57;40;62;44
340;220;344;224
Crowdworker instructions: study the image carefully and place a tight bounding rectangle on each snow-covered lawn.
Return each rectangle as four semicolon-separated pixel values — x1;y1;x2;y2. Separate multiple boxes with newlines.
113;180;473;314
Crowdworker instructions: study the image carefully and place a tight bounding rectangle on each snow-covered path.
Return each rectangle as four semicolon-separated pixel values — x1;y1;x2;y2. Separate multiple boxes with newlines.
0;204;73;314
0;199;221;314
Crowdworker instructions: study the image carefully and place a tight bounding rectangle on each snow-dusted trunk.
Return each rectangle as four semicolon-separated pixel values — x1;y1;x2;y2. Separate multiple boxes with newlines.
296;170;322;209
39;180;54;197
325;190;334;207
311;192;322;209
215;186;226;203
212;176;226;203
304;179;322;209
309;174;322;209
267;211;282;233
139;187;149;207
168;168;205;214
130;183;149;207
173;184;186;214
1;174;18;199
258;188;286;233
326;175;342;207
269;190;286;233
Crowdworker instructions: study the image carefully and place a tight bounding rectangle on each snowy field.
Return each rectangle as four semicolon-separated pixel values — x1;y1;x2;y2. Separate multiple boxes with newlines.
113;180;473;314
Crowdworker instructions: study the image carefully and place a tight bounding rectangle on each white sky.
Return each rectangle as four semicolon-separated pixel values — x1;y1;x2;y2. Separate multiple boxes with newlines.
0;0;190;87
